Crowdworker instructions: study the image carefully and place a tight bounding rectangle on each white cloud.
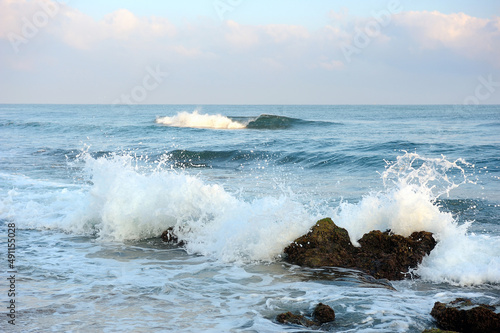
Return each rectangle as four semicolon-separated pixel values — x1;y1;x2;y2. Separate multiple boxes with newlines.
318;59;344;71
104;9;139;36
1;0;499;104
394;11;500;67
328;7;350;23
0;0;177;50
0;0;46;38
263;24;309;43
173;45;217;59
224;20;260;50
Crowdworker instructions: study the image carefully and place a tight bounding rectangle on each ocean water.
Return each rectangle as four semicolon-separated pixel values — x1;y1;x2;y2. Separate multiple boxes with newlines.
1;104;499;332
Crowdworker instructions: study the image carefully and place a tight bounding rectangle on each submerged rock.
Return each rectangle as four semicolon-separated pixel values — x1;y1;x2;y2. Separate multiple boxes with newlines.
283;218;436;280
430;298;500;333
312;303;336;324
276;303;335;328
276;311;316;327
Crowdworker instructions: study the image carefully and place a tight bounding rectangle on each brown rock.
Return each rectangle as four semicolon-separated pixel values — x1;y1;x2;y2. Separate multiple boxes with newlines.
161;227;184;246
313;303;335;324
283;218;436;280
276;311;315;327
430;298;500;333
276;303;335;328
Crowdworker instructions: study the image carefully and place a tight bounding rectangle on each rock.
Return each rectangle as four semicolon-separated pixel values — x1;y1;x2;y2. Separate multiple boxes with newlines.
161;227;184;246
283;218;436;280
276;311;315;327
276;303;335;328
356;229;436;280
313;303;335;324
430;298;500;333
422;329;458;333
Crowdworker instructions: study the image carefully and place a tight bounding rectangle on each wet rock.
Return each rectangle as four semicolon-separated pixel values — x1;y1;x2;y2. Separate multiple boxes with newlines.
161;227;184;246
283;218;436;280
312;303;335;324
422;329;458;333
276;311;315;327
430;298;500;333
276;303;335;328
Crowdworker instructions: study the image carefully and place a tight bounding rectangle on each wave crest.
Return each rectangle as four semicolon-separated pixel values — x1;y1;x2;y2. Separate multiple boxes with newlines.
2;153;316;262
155;111;332;130
155;110;246;129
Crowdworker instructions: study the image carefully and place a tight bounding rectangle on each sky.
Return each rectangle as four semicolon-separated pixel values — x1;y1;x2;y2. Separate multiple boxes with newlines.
0;0;499;104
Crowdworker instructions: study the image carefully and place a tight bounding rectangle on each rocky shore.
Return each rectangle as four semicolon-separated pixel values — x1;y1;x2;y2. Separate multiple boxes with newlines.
161;218;499;332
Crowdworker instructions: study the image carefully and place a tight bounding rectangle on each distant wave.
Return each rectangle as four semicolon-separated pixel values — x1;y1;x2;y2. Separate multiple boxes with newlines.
155;111;338;130
155;111;246;129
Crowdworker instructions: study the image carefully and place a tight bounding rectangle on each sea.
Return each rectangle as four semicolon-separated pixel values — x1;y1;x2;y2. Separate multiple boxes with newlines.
1;104;499;332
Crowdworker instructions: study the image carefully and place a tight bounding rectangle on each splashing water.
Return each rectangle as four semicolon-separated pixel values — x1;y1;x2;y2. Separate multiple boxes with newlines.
3;153;316;263
334;152;499;285
2;151;499;285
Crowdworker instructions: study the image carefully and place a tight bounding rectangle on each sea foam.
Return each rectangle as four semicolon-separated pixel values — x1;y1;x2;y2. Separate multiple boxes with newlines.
333;152;500;285
2;151;499;285
1;153;315;262
156;110;246;129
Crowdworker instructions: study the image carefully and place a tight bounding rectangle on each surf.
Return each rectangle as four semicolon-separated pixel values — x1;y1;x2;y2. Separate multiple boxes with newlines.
333;152;500;286
155;110;246;129
155;110;331;130
2;150;499;285
1;152;317;263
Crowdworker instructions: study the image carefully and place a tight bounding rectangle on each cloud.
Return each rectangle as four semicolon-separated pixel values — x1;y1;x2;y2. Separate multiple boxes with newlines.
394;11;500;67
318;59;344;71
0;0;177;50
0;0;45;38
1;0;499;104
173;45;216;59
263;24;309;43
328;7;350;23
61;8;176;50
104;9;139;36
224;20;260;50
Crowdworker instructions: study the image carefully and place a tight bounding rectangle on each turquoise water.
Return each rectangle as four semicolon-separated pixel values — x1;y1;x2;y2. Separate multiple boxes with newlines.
1;104;499;332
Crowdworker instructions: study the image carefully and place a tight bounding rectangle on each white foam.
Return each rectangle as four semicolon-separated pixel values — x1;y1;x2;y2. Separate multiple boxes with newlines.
2;151;499;285
333;152;500;285
1;153;315;262
156;110;246;129
417;233;500;285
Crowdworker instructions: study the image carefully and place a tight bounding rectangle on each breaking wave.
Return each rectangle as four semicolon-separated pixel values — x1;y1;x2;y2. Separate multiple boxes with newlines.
1;153;317;263
156;110;246;129
2;151;499;285
333;152;500;285
155;110;335;130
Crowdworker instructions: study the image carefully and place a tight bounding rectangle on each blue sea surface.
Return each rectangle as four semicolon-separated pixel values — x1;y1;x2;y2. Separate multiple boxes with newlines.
1;104;499;332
